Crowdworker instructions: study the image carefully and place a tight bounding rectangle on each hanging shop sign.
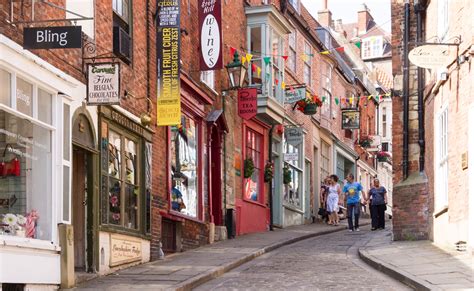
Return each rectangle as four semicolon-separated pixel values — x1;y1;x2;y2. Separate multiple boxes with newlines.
238;88;257;120
86;63;120;105
341;109;360;130
157;0;181;126
110;234;142;267
284;86;306;104
23;26;82;49
408;45;456;69
198;0;223;70
284;127;303;146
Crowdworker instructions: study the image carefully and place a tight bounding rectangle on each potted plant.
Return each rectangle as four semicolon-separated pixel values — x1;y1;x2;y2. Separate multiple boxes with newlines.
359;136;374;148
283;164;292;184
243;158;255;178
295;94;323;115
376;151;390;162
264;162;274;182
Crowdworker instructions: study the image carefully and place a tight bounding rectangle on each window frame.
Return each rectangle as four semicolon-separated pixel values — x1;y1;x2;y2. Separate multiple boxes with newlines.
436;105;449;210
200;70;215;90
438;0;449;41
242;122;266;206
321;141;330;183
283;137;304;209
288;31;297;73
362;36;383;59
167;112;204;222
303;42;312;86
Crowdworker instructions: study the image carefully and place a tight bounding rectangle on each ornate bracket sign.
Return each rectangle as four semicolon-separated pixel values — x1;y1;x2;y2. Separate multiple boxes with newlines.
408;45;456;69
199;0;223;70
284;127;303;146
341;109;360;130
23;26;82;49
157;0;181;126
285;86;306;104
87;63;120;105
238;88;257;120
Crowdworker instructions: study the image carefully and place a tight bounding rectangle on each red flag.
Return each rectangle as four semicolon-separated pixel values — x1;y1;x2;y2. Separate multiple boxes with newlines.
275;79;279;85
289;85;295;92
230;47;237;57
282;55;288;61
251;63;257;72
335;47;345;52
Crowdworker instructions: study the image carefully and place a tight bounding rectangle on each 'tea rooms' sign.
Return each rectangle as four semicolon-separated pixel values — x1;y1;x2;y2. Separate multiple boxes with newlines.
23;26;82;49
199;0;223;70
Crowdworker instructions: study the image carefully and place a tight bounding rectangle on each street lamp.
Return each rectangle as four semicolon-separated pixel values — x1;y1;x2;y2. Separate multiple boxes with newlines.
225;51;248;89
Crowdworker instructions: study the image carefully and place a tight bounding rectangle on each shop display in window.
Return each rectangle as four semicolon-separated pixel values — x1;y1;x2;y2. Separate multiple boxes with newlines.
170;115;199;218
244;129;262;202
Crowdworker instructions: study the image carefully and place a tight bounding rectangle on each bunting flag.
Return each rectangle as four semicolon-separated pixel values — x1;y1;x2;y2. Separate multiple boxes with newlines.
320;51;330;55
252;63;257;72
335;47;345;52
349;97;354;104
246;53;253;63
263;56;271;65
230;47;237;57
289;85;295;92
355;41;361;49
375;96;380;102
367;95;373;100
322;96;326;103
257;67;262;77
275;79;279;85
335;97;339;105
301;54;309;62
282;55;288;61
281;81;286;89
242;56;247;65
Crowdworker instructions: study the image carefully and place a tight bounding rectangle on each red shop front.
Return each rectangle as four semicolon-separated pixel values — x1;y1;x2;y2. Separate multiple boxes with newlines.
236;119;270;235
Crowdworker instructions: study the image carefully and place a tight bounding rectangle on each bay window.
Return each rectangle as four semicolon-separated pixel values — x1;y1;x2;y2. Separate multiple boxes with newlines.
170;114;200;218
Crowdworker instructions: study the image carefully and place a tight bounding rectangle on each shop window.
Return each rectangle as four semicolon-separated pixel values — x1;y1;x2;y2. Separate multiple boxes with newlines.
38;89;52;125
0;69;10;106
16;77;33;117
170;115;199;218
100;121;141;229
0;109;53;241
283;141;303;208
244;128;263;203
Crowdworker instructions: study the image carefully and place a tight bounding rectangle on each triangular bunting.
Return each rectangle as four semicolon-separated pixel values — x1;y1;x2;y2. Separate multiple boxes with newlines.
242;56;247;65
275;79;279;85
263;57;271;65
355;41;361;49
246;53;253;63
257;67;262;77
281;81;286;89
320;51;330;55
322;96;326;103
335;47;345;52
301;54;309;62
282;55;288;61
335;97;339;105
251;63;257;72
230;47;237;57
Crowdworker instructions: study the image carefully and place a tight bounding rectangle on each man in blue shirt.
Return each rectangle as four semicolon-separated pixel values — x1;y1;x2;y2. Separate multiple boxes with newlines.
343;173;367;231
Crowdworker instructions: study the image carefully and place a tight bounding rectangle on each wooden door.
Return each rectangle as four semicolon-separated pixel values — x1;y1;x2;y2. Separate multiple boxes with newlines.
72;149;86;270
211;129;223;225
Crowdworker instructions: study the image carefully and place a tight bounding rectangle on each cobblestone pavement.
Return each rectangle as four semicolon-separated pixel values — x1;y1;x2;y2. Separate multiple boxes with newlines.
195;225;411;291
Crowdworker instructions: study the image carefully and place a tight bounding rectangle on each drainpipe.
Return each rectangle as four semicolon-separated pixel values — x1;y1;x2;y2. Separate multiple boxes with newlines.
415;0;425;172
402;0;410;180
222;93;227;228
268;125;274;231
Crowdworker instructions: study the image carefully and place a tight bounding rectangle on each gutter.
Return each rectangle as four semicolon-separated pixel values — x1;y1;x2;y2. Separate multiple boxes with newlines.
402;1;410;180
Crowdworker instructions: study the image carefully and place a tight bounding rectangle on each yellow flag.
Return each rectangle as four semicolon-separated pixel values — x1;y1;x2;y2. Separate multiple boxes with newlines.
246;53;253;63
281;81;286;89
242;56;247;65
349;97;353;104
257;67;262;77
301;54;309;62
320;51;330;55
368;95;373;100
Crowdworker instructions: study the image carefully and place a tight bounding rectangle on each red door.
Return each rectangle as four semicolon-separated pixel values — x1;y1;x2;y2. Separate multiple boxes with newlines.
211;128;223;225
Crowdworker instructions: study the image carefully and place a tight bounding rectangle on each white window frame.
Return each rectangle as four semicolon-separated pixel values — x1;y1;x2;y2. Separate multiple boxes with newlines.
283;137;304;210
321;141;330;182
362;36;383;59
288;31;297;72
303;42;311;86
321;61;332;118
382;107;387;138
436;105;449;210
200;70;215;90
438;0;449;41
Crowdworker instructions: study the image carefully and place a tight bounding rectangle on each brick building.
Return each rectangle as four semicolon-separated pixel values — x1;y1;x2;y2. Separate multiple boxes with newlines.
391;0;473;249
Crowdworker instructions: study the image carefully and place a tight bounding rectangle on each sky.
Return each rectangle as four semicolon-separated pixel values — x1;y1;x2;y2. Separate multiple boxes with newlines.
301;0;391;33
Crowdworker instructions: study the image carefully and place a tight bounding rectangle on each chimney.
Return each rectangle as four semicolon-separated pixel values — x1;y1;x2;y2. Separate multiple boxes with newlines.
318;0;332;28
357;3;374;34
334;19;346;35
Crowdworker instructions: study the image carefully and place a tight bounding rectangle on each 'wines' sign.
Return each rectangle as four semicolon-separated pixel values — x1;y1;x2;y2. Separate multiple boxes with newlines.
199;0;223;70
23;26;82;49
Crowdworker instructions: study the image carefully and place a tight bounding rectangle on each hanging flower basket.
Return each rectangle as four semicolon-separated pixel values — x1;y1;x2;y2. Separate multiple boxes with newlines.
294;94;323;116
264;162;274;182
283;164;292;185
359;136;373;148
376;151;390;162
243;158;255;178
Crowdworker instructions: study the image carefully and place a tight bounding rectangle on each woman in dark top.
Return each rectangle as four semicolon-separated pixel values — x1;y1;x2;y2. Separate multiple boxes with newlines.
319;176;330;223
368;178;387;230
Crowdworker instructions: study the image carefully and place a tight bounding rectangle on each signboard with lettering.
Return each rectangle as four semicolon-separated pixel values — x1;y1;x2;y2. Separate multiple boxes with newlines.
284;127;303;146
408;45;456;69
23;26;82;49
87;63;120;105
341;109;360;129
238;88;257;120
284;152;299;161
110;235;142;266
199;0;223;70
157;0;181;126
285;86;306;104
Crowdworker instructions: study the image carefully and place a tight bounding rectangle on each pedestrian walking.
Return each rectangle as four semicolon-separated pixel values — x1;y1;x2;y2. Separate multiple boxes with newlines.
319;176;330;223
343;173;367;232
368;178;387;230
326;175;341;226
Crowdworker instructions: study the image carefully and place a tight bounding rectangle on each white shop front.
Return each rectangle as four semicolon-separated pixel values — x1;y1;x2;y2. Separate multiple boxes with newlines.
0;34;85;288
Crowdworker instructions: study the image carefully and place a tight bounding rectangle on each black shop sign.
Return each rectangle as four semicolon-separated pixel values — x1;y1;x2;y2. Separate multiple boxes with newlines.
23;26;82;49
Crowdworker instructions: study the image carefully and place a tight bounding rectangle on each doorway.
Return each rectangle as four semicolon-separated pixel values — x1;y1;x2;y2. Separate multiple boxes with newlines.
72;146;92;272
210;128;223;225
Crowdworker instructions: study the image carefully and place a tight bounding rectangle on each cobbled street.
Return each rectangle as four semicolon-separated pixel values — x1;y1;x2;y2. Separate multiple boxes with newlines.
196;226;411;291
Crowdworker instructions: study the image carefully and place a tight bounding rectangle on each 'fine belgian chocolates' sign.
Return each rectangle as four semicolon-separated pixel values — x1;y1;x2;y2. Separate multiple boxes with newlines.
198;0;223;70
157;0;181;126
87;63;120;105
23;26;82;49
